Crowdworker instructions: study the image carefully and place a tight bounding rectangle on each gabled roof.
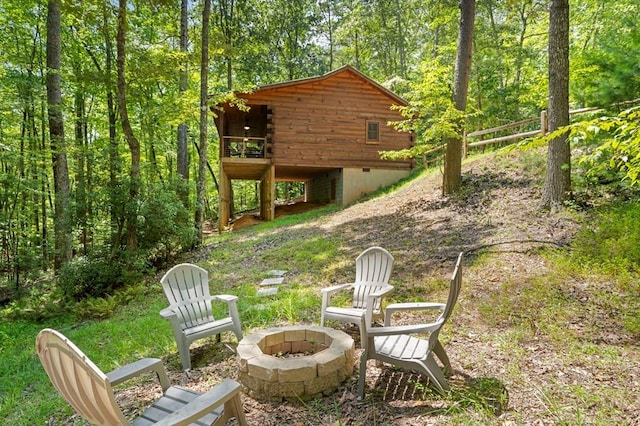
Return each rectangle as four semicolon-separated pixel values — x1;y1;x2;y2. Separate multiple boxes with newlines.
241;65;408;106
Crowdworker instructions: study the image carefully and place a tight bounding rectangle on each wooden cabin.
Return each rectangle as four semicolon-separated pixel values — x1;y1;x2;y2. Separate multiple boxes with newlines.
213;65;414;229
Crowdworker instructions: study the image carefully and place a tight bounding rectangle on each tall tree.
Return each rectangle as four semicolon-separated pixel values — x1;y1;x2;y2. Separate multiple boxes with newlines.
177;0;189;205
540;0;570;209
46;0;72;270
443;0;475;194
196;0;211;244
215;0;243;90
116;0;141;249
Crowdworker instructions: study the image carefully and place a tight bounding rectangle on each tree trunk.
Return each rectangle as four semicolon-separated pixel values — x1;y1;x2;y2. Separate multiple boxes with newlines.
74;83;88;255
395;0;405;77
196;0;211;245
541;0;570;210
101;2;121;249
177;0;189;205
116;0;141;250
46;0;72;271
443;0;475;195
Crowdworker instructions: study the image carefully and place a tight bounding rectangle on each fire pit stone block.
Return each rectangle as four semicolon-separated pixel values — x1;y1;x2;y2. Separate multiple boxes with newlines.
237;325;355;401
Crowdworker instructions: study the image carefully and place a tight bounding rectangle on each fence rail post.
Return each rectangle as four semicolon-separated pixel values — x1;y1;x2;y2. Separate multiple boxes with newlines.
463;130;468;159
540;110;548;135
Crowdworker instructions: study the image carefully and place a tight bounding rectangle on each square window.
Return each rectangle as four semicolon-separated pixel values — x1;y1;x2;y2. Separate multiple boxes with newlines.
366;121;380;143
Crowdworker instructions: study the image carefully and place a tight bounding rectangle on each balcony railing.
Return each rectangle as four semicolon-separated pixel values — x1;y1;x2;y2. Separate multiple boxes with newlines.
223;136;266;158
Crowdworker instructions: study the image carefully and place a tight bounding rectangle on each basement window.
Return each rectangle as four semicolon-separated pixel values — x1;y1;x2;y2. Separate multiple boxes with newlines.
366;121;380;143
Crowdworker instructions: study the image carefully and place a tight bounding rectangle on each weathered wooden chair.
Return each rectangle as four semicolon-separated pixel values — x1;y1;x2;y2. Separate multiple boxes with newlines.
320;247;394;347
357;252;463;399
36;328;247;426
160;263;243;371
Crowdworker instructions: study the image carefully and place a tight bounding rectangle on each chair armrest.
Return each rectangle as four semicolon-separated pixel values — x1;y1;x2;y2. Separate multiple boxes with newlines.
361;286;394;326
385;302;445;325
106;358;170;392
160;307;177;320
164;295;232;311
321;283;354;313
386;302;445;313
366;321;442;337
213;294;239;303
152;379;242;426
369;285;394;298
321;283;353;295
363;285;394;307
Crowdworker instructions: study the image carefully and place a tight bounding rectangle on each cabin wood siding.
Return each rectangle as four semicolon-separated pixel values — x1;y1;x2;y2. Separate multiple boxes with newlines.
235;70;412;170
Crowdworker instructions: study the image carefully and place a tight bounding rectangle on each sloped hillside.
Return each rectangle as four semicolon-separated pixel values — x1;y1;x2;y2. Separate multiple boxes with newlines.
111;151;640;425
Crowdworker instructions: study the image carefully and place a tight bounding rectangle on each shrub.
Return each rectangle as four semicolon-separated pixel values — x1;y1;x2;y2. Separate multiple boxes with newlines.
138;182;197;262
57;256;126;301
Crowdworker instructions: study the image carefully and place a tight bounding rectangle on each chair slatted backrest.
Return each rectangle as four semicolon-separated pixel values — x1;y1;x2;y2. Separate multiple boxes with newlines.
161;263;215;329
355;247;394;284
36;329;128;425
353;247;394;309
428;252;463;348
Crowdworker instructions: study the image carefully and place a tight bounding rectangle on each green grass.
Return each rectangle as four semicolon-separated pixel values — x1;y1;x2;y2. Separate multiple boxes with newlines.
469;204;640;424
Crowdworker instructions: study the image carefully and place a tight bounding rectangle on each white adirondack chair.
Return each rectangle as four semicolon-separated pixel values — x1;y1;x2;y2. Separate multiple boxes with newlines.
320;247;394;346
160;263;243;371
357;252;463;399
36;328;247;426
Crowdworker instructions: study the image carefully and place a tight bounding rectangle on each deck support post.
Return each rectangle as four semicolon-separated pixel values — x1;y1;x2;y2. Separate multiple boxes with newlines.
261;164;275;221
219;167;232;230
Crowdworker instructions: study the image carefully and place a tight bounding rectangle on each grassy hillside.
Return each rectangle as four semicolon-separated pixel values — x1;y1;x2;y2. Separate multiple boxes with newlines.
1;151;639;425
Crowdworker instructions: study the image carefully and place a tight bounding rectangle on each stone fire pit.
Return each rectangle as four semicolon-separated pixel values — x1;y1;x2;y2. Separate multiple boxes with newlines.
236;325;355;401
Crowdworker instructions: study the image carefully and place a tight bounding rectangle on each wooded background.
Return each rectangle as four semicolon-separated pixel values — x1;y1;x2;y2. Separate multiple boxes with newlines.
1;0;638;298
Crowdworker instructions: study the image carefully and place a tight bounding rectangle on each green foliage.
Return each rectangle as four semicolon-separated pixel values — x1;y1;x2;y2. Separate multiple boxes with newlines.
571;2;640;106
381;60;465;161
276;182;305;201
138;182;197;259
0;280;68;322
74;281;152;320
57;256;128;301
570;202;640;275
572;107;640;187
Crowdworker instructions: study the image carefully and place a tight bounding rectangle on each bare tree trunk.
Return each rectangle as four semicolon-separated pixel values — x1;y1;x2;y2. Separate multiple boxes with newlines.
46;0;72;270
74;82;88;255
443;0;475;195
116;0;140;250
541;0;570;210
177;0;189;205
395;0;405;77
101;3;121;249
216;0;236;90
196;0;211;244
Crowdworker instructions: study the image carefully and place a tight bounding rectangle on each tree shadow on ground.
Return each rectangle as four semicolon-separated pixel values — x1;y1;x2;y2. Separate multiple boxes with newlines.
369;366;509;418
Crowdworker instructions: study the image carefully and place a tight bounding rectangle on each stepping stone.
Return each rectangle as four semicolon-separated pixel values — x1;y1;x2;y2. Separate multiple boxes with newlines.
251;303;270;311
267;270;287;277
260;277;285;286
256;287;278;297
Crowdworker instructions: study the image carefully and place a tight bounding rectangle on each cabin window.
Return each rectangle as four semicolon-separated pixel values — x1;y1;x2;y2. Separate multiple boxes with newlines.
366;121;380;143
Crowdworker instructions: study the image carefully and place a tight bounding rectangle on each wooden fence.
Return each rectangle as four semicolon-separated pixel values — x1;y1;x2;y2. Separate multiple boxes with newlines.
463;99;640;157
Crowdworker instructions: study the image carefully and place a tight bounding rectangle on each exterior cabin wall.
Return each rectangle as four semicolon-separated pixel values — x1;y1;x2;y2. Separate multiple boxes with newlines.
341;168;410;205
235;71;413;171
